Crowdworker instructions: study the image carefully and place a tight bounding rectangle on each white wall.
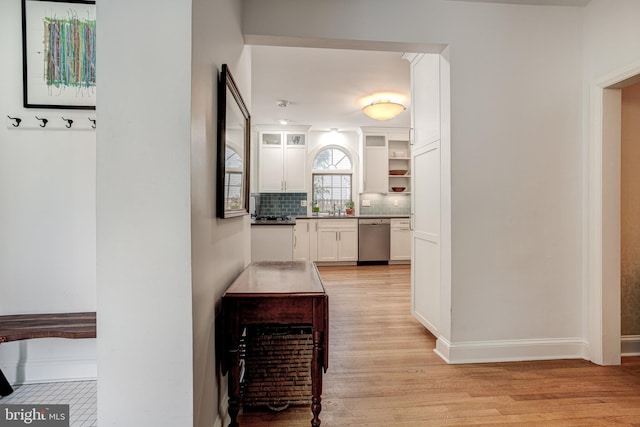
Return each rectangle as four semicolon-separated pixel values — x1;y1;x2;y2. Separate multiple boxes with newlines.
3;0;249;423
98;0;250;424
190;0;251;426
243;0;586;361
96;1;194;426
0;0;97;383
583;0;640;82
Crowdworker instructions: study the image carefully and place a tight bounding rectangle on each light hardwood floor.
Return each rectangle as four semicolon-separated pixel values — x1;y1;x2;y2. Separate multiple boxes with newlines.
236;264;640;426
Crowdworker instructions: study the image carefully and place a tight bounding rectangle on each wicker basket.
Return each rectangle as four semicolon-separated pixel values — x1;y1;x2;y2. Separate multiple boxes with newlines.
241;325;313;409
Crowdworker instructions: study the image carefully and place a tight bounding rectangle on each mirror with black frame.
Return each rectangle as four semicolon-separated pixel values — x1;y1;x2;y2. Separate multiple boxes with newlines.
217;64;250;218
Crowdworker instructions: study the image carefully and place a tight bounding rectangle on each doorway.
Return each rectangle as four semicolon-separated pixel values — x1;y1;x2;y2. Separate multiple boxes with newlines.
620;82;640;355
590;67;640;365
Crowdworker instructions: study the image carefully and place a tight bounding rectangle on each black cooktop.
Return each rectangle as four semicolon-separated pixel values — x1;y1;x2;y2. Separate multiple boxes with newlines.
254;215;291;221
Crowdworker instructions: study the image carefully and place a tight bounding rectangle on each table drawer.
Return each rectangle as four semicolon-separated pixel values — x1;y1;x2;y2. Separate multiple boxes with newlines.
238;297;314;325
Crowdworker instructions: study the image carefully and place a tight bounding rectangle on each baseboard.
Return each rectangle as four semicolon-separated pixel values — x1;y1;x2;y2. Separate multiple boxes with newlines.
314;261;357;266
0;339;97;385
621;335;640;356
1;357;97;385
434;336;588;364
411;308;439;338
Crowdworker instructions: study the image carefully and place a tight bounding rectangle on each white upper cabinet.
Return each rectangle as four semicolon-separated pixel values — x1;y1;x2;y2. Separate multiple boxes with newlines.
363;134;388;193
361;127;410;194
258;128;309;192
410;53;440;150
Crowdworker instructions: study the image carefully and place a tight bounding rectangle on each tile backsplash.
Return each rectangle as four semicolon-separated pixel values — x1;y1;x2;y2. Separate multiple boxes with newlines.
358;193;411;216
252;193;307;217
252;192;410;217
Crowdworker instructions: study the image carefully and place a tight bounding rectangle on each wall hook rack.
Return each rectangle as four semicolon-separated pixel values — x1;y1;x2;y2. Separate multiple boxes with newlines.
88;118;96;129
62;117;73;128
7;116;22;127
35;116;48;128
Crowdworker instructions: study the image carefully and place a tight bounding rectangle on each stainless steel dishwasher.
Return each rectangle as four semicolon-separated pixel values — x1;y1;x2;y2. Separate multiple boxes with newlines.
358;218;390;263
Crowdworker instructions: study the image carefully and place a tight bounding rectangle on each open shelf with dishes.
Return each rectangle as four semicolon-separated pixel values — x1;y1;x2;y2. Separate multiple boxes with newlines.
388;136;411;194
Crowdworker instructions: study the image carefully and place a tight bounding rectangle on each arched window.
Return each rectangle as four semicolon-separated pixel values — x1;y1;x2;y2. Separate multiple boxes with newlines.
312;147;353;214
224;147;243;210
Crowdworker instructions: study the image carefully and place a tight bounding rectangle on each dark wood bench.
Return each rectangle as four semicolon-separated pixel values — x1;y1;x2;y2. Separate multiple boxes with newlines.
0;312;96;397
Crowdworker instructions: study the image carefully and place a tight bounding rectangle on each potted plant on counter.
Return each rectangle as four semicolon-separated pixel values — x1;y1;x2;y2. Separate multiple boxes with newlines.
345;200;355;216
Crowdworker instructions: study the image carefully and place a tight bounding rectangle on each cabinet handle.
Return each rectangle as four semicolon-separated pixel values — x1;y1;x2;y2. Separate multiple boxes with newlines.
294;236;297;248
410;128;415;146
307;223;309;232
410;213;415;231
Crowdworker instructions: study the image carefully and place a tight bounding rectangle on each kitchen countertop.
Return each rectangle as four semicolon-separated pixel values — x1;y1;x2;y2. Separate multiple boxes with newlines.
251;214;410;225
251;219;296;225
295;214;410;219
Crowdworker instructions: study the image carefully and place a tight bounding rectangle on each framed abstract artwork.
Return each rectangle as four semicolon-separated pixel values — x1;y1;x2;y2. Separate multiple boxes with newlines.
22;0;96;110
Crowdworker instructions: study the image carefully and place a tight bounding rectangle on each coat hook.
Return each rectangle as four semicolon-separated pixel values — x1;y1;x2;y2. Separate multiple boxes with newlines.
7;116;22;127
62;117;73;128
35;116;48;128
88;118;96;129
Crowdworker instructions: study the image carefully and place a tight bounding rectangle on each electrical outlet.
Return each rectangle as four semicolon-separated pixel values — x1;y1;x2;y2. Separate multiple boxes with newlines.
362;199;371;207
393;200;399;207
301;200;307;207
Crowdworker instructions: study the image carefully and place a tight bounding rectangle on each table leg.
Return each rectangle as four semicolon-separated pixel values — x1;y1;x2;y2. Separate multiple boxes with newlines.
0;368;14;397
225;306;242;427
310;330;324;427
227;343;241;427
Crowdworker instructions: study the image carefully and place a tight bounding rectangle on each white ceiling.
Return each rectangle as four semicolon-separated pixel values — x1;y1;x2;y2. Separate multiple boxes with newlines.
250;46;411;132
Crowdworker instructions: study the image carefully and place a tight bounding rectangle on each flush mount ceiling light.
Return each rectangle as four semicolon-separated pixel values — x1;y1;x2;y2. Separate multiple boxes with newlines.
276;100;290;108
362;100;405;121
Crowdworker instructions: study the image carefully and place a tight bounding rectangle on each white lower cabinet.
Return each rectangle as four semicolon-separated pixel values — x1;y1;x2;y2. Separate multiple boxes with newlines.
295;217;406;263
293;219;311;261
292;219;318;261
251;225;294;262
390;218;411;261
316;219;358;262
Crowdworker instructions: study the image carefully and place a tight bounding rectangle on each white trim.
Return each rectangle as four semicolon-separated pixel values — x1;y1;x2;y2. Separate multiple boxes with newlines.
621;335;640;357
587;62;640;366
1;357;97;385
434;337;588;364
413;310;439;338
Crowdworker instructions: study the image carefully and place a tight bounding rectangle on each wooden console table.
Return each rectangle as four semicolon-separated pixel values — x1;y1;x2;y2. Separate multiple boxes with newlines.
221;261;328;427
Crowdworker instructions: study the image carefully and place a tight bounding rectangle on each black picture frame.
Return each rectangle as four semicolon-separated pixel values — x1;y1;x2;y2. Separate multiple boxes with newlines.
22;0;96;110
217;64;251;219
